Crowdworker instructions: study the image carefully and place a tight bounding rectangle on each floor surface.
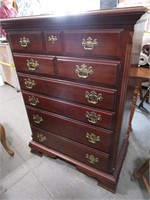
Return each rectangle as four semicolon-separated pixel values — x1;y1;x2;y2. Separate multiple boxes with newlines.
0;83;149;200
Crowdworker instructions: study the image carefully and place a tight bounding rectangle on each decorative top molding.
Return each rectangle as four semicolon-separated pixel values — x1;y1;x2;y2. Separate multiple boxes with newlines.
0;7;148;31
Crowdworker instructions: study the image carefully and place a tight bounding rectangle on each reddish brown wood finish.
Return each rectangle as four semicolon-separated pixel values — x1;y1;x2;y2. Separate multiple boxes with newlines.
63;30;123;57
24;93;114;130
19;74;117;111
31;126;110;172
57;57;120;87
0;7;147;192
8;31;45;53
26;105;113;153
29;137;129;193
22;89;116;111
13;53;55;76
25;97;114;130
44;31;63;53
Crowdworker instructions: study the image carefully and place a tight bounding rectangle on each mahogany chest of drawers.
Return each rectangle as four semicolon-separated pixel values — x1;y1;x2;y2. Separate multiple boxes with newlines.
0;7;147;192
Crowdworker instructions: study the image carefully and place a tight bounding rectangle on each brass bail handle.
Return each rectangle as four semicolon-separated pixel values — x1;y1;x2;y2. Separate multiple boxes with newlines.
24;78;36;89
19;37;30;47
37;133;47;142
86;133;101;144
82;37;98;51
33;114;43;124
86;111;102;124
27;58;39;71
86;154;99;164
85;91;103;104
29;96;39;106
75;64;93;79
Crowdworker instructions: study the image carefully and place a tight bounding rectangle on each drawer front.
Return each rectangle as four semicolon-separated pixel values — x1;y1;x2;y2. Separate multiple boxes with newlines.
44;31;62;53
63;30;122;57
31;126;109;172
13;53;55;76
19;74;117;111
8;31;44;53
27;106;112;153
57;57;120;87
23;92;114;129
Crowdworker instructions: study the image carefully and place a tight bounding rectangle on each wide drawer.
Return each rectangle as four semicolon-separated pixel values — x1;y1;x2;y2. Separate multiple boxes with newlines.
13;53;55;76
31;126;110;172
8;31;44;53
63;30;123;57
27;106;112;153
18;74;117;111
23;91;114;129
57;57;120;87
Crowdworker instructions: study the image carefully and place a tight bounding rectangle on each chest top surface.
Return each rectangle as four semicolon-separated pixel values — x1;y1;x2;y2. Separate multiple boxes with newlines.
0;7;147;31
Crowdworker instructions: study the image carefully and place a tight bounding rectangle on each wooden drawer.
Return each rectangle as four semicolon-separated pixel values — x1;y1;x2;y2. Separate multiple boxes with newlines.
44;31;62;53
31;126;109;172
19;74;117;111
57;57;120;87
13;53;55;76
8;31;44;53
23;91;114;129
27;106;112;153
63;30;123;57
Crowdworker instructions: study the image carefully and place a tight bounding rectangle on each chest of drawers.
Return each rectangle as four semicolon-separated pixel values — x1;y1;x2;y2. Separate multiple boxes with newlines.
0;7;147;192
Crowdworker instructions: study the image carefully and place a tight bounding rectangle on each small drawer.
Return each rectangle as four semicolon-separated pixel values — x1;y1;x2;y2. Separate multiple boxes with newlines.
23;92;114;129
19;74;117;111
31;126;110;172
13;53;55;76
44;31;62;53
57;57;120;87
27;106;112;153
63;29;123;57
8;31;44;53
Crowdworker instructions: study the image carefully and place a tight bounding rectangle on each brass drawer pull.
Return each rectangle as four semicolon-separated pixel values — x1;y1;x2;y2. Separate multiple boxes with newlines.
48;35;57;44
86;111;102;124
19;37;30;47
24;78;36;89
37;133;47;142
86;133;101;144
33;114;43;124
82;37;98;51
29;96;39;106
75;64;93;79
85;91;103;104
27;58;39;71
86;154;99;164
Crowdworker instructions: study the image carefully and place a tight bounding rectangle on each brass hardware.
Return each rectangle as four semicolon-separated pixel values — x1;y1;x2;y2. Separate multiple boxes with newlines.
85;91;103;104
48;35;57;44
75;64;93;79
37;133;47;142
82;37;98;51
86;133;101;144
86;154;99;164
24;78;36;89
33;114;43;124
86;111;102;124
27;58;39;71
29;96;39;106
19;37;30;47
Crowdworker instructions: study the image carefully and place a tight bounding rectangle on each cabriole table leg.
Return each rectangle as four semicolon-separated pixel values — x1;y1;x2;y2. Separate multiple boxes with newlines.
0;123;14;156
